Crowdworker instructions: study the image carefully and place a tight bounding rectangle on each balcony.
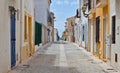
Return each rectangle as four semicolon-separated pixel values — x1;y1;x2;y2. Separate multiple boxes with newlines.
96;0;108;8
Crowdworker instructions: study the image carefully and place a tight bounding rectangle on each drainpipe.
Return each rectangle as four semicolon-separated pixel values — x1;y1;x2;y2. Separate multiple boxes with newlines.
20;0;23;63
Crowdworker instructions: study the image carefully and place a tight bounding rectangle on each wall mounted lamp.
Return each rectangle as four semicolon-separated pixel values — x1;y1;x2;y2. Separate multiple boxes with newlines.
82;2;89;17
9;6;17;13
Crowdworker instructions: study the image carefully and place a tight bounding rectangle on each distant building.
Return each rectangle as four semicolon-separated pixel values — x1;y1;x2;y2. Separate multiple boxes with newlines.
50;12;55;42
62;31;67;41
64;16;76;42
54;28;58;42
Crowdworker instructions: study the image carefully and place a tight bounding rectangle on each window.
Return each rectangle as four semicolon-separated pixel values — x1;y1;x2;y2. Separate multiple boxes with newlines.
28;16;32;41
82;26;84;41
112;15;116;44
24;14;27;41
115;53;118;62
88;0;91;11
96;16;100;42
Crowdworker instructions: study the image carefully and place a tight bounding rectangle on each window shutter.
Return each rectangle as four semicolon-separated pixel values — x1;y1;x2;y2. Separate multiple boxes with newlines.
112;16;116;44
96;16;100;42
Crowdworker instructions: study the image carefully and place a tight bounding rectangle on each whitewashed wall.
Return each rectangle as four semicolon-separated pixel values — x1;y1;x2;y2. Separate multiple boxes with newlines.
110;0;120;70
75;18;80;44
35;0;48;26
0;1;11;73
24;0;35;43
0;0;21;73
79;0;88;47
54;28;58;42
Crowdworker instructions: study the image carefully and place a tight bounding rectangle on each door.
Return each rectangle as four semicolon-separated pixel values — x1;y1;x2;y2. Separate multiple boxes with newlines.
90;24;93;53
103;18;107;59
96;17;100;56
10;12;16;68
28;16;32;56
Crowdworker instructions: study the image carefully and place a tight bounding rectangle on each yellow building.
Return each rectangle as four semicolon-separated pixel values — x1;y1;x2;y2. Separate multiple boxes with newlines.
88;0;110;61
21;0;35;62
63;17;76;42
62;31;67;41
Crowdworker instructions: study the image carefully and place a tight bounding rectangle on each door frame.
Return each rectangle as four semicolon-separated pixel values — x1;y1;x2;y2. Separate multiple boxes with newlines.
103;15;107;59
10;11;16;68
28;16;32;56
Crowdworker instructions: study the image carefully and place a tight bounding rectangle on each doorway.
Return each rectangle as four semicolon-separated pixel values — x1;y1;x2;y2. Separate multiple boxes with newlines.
103;18;107;59
10;12;16;68
28;16;32;56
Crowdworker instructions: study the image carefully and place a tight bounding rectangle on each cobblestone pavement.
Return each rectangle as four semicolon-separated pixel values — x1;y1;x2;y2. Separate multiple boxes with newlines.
9;42;119;73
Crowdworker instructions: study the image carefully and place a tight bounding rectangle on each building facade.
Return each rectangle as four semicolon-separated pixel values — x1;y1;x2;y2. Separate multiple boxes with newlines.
48;12;55;42
74;17;81;45
54;28;58;42
87;0;110;60
79;0;88;48
0;0;21;73
21;0;35;62
62;31;67;41
35;0;52;45
110;0;120;70
0;0;35;73
86;0;120;71
64;17;76;42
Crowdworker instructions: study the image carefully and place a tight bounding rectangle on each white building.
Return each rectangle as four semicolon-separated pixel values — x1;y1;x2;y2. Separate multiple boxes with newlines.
0;1;21;73
0;0;35;72
35;0;51;45
79;0;88;48
50;12;55;42
110;0;120;70
74;18;81;45
54;28;58;42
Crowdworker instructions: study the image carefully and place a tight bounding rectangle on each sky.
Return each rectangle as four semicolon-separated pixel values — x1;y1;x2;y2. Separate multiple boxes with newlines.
50;0;79;37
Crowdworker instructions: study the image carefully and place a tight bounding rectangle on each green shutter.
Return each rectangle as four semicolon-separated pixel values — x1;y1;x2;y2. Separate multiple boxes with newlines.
35;21;42;45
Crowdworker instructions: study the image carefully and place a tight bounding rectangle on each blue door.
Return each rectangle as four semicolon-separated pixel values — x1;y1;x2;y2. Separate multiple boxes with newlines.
10;12;16;68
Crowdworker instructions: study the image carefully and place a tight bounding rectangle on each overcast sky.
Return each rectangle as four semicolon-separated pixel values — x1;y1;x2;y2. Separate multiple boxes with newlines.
51;0;79;37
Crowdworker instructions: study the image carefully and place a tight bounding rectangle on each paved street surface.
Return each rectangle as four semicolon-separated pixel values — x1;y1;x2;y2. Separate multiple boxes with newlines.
9;42;119;73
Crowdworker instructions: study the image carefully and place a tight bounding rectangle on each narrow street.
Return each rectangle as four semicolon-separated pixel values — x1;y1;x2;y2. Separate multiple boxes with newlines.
9;42;118;73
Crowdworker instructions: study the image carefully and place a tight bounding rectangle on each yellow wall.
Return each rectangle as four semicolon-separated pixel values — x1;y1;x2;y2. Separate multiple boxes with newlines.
95;8;103;59
92;13;96;56
103;2;110;35
21;12;35;62
21;45;29;62
88;19;91;52
94;0;110;59
102;0;110;61
88;13;96;54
